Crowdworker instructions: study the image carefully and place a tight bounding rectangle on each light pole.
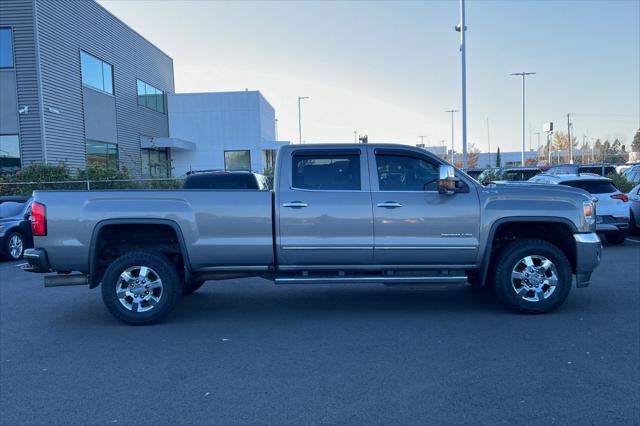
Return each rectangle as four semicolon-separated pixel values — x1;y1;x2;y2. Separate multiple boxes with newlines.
297;96;309;144
566;113;573;164
486;118;491;168
535;131;541;162
455;0;468;169
445;109;459;164
275;118;279;140
510;72;536;166
354;131;357;144
418;135;427;146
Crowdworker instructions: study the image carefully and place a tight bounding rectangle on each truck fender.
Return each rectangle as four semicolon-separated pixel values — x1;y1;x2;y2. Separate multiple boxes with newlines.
478;216;578;287
88;218;192;288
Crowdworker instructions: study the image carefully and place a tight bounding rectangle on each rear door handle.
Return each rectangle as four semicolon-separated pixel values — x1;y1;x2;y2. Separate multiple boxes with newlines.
282;201;308;208
376;201;402;208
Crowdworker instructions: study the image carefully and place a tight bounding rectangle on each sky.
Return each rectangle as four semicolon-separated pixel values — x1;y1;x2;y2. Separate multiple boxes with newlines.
99;0;640;154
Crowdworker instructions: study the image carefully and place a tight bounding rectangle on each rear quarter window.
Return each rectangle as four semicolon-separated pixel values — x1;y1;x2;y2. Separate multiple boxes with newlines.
560;180;617;194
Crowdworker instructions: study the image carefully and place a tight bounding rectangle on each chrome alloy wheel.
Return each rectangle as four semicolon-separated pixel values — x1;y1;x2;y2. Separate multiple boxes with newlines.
116;266;163;313
511;255;558;302
9;234;23;259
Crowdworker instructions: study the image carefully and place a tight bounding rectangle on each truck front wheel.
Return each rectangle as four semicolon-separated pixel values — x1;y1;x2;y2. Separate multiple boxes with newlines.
101;251;182;325
492;239;572;314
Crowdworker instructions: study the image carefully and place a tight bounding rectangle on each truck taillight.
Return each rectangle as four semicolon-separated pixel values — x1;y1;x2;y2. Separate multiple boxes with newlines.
31;201;47;236
610;194;628;202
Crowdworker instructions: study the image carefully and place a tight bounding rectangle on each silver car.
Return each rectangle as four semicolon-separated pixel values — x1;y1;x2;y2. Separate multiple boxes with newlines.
629;183;640;233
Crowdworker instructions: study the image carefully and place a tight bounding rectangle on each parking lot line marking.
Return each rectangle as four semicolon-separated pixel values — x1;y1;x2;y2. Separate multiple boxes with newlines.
626;238;640;244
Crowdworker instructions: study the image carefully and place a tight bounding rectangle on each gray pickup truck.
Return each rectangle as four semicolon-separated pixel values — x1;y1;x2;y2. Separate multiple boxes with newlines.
24;144;602;324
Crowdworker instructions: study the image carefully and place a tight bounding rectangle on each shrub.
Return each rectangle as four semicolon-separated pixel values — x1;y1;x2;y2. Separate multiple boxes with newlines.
0;163;76;196
607;172;634;193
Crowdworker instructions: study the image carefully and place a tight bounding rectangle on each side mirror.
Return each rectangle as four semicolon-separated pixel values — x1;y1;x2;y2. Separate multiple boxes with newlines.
438;165;458;194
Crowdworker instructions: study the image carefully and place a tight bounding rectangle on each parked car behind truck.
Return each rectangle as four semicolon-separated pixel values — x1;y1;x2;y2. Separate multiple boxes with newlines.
24;144;602;324
529;173;630;244
0;196;33;261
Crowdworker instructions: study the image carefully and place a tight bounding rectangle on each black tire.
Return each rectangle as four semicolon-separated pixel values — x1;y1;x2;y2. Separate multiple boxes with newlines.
182;280;205;296
101;251;182;325
492;239;572;314
604;231;627;245
629;213;638;236
4;232;24;261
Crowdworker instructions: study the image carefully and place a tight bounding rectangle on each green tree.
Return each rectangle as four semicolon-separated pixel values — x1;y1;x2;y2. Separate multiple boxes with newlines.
467;144;481;168
495;147;501;167
632;128;640;152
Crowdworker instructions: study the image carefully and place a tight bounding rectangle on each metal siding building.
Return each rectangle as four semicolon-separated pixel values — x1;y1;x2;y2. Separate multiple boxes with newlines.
0;0;174;175
168;91;288;176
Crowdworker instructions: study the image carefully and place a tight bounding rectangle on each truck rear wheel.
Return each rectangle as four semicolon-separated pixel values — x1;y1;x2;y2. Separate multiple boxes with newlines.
492;239;572;314
101;251;182;325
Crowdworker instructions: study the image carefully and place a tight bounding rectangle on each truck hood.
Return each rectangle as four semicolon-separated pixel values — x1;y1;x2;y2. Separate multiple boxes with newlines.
478;182;594;233
484;182;593;201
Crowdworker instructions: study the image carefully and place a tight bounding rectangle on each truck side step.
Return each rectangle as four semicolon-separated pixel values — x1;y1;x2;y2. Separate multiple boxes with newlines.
44;274;89;287
274;275;468;285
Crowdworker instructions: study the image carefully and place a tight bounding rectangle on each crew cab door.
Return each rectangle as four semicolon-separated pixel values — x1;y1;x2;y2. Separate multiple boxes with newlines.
276;148;373;266
368;147;480;265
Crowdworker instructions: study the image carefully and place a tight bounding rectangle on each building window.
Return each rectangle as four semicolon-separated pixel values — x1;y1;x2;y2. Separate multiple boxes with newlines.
80;51;113;94
0;135;21;172
0;28;14;68
261;149;277;173
137;79;165;113
224;150;251;170
86;140;118;169
141;148;171;178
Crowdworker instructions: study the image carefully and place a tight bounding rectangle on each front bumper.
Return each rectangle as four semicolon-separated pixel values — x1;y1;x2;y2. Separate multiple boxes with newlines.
573;233;602;288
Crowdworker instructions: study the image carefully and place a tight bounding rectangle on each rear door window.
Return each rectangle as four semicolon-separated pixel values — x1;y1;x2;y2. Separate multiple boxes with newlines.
560;180;617;194
292;153;361;190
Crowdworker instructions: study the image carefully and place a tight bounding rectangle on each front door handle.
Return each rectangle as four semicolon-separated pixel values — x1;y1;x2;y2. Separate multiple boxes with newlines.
282;201;308;208
376;201;402;209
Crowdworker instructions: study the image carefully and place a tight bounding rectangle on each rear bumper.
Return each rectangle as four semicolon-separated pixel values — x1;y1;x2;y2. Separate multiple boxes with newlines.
596;215;629;233
573;232;602;288
22;248;51;273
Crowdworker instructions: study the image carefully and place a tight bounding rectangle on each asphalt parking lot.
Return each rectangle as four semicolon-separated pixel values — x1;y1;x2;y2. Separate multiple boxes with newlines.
1;240;639;425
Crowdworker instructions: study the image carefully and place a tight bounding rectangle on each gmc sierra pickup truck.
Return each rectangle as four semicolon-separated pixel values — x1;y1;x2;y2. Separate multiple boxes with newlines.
24;144;602;324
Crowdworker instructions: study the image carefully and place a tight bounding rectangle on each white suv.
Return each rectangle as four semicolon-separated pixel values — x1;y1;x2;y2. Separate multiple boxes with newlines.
530;173;630;244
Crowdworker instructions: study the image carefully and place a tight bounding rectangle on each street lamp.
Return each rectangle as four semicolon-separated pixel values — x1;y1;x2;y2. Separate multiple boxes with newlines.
510;72;536;166
445;109;459;164
297;96;309;144
455;0;468;169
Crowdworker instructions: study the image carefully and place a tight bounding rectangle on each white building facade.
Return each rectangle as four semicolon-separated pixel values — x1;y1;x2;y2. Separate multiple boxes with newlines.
167;91;288;176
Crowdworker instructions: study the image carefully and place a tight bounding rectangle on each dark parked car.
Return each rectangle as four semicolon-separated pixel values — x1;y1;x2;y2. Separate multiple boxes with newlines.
465;168;484;180
0;196;33;260
183;170;271;190
546;164;617;177
477;167;542;184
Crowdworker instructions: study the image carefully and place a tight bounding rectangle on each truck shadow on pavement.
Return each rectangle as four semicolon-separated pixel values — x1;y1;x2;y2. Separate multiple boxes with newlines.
162;282;540;325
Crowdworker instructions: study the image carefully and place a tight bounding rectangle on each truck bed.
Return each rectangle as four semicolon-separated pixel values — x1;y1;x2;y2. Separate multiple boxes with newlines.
32;190;274;273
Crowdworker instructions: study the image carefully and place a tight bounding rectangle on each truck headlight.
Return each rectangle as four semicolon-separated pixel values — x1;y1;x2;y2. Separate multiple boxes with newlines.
583;200;595;225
